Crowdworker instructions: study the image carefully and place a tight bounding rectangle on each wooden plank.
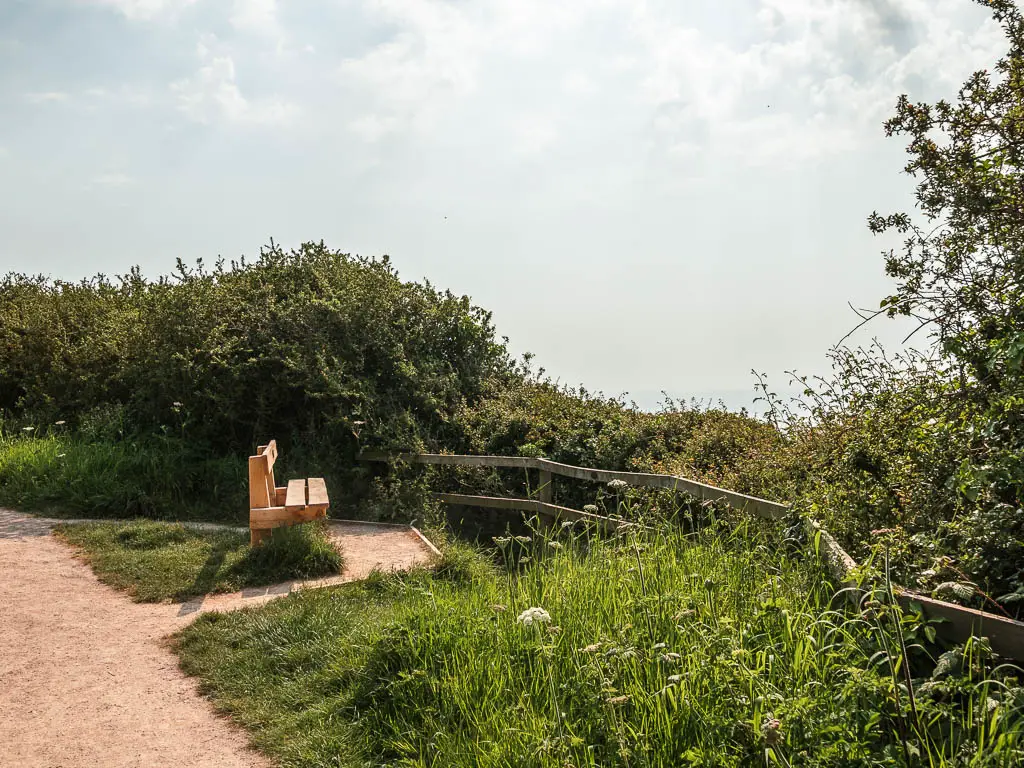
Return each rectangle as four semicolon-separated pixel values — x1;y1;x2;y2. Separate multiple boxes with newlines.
249;506;292;527
896;592;1024;660
248;455;271;509
358;451;789;520
285;478;307;511
263;439;278;469
531;457;788;520
804;519;858;589
293;506;327;522
537;469;553;504
307;477;329;506
274;486;288;506
802;516;1024;660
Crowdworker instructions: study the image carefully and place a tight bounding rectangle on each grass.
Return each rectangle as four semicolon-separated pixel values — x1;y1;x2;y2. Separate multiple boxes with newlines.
55;519;344;602
174;519;1024;767
0;432;246;523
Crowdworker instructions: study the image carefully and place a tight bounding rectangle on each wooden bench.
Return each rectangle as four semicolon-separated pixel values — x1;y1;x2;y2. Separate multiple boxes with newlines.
248;440;329;546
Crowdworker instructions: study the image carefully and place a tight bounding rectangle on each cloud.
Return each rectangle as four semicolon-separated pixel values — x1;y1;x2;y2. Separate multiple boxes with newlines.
563;71;598;96
626;0;1005;167
25;92;70;104
336;0;611;142
229;0;282;39
170;37;297;125
337;2;483;141
330;0;1005;165
856;0;916;53
87;0;199;21
512;115;559;155
90;172;135;187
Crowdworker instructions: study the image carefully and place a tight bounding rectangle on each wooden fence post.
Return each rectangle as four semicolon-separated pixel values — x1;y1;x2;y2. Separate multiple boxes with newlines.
538;469;553;504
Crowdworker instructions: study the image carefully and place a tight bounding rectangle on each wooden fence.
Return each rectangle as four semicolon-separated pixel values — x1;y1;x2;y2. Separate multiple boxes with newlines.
359;450;1024;661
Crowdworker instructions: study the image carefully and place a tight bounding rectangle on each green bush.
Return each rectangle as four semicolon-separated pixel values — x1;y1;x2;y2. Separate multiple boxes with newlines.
0;241;513;512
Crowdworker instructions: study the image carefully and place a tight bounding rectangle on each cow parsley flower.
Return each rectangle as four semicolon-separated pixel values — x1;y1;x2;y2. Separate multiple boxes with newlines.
607;479;628;491
517;607;551;627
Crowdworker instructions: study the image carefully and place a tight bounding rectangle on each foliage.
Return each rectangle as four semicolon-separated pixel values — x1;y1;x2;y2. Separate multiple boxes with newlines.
744;0;1024;614
175;520;1024;767
54;519;343;602
0;241;513;512
757;344;1024;618
419;378;789;515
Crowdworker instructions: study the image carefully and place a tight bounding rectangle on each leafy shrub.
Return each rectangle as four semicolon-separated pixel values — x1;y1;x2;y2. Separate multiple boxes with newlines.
0;241;514;512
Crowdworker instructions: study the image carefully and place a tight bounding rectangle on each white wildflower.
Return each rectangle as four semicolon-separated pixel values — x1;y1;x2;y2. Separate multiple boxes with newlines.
607;479;628;491
668;674;682;683
21;426;34;432
517;607;551;627
514;535;532;544
54;420;66;426
548;541;563;550
583;504;599;514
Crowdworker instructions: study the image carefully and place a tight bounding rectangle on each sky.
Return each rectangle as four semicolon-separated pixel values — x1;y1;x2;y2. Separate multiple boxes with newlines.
0;0;1009;411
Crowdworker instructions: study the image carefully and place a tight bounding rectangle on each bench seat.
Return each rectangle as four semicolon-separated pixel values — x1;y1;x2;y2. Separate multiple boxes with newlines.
248;440;330;545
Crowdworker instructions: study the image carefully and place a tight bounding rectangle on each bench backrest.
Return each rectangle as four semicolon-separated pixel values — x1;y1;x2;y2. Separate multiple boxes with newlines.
248;440;279;509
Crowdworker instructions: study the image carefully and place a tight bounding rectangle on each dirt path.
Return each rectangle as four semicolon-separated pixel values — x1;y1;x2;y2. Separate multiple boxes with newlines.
0;509;436;767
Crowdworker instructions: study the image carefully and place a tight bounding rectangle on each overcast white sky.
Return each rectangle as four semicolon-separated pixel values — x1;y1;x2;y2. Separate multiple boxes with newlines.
0;0;1008;410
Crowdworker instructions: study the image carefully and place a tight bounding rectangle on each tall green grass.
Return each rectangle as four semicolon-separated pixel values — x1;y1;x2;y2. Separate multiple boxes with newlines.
176;520;1024;767
0;432;245;522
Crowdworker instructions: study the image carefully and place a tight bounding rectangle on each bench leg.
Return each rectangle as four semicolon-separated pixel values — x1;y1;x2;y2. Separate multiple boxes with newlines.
250;528;269;547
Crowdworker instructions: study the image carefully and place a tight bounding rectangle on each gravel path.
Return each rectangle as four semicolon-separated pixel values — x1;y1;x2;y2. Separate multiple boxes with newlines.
0;509;435;767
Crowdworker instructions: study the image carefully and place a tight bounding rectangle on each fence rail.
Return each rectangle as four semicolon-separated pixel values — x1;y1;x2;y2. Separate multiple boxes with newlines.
358;451;787;520
359;450;1024;661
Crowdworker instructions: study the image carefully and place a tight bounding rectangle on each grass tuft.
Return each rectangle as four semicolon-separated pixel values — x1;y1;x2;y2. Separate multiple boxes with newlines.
55;519;344;602
0;432;245;523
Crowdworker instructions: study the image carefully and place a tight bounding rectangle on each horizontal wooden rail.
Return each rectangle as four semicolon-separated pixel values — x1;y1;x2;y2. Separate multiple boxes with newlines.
361;450;1024;661
360;451;788;520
